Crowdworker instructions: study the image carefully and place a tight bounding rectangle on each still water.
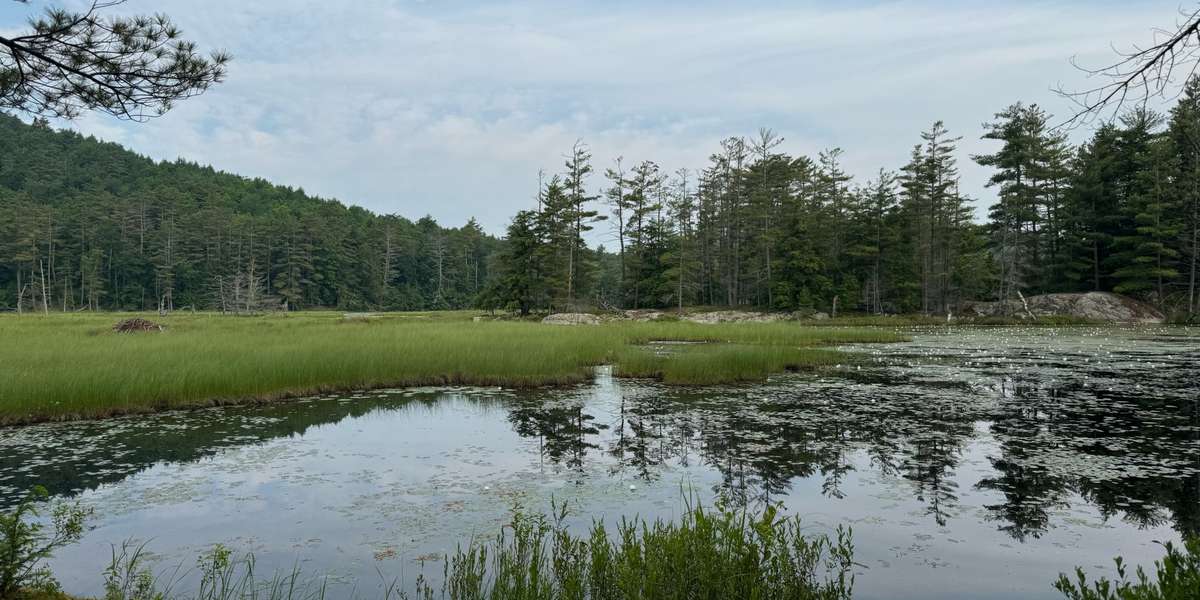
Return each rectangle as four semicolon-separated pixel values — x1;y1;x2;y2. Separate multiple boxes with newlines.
2;327;1198;599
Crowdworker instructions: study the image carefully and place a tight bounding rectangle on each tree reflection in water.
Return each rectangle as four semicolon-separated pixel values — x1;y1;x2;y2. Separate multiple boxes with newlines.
2;330;1197;544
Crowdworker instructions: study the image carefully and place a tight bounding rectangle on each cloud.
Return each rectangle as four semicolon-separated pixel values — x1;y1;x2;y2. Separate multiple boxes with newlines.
9;0;1185;234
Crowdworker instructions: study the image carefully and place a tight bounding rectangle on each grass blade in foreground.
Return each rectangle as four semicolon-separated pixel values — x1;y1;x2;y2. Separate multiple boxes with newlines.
11;495;854;600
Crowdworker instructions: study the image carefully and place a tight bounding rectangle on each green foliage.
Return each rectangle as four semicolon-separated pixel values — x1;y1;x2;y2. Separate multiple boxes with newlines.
0;487;90;600
1108;112;1182;301
12;76;1200;318
427;498;855;600
1054;538;1200;600
976;103;1072;300
0;114;502;313
1;3;227;121
615;344;852;385
102;541;326;600
34;498;854;600
899;121;975;315
103;542;165;600
485;151;612;314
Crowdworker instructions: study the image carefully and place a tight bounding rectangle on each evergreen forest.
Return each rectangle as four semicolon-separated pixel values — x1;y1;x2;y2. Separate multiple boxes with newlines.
5;83;1200;317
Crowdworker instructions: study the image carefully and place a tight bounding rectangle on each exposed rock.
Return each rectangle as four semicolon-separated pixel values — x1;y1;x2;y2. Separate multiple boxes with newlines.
113;318;163;333
810;312;830;320
958;292;1163;323
623;309;667;321
682;310;788;324
542;312;602;325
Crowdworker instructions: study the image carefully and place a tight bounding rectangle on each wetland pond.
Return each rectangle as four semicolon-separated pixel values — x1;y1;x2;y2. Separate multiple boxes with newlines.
3;327;1199;599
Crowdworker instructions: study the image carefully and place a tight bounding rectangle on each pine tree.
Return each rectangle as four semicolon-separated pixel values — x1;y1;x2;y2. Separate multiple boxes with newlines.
624;161;665;309
603;157;631;303
749;129;785;308
1110;113;1180;302
851;171;899;313
901;121;967;314
1168;76;1200;315
660;169;700;311
815;149;854;312
562;141;606;306
1063;124;1121;292
488;210;543;316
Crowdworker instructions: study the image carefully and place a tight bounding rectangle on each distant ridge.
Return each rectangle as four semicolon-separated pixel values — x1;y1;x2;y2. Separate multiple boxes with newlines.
0;114;501;311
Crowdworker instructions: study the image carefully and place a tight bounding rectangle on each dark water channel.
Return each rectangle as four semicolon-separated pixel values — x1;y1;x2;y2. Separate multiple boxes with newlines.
2;327;1198;599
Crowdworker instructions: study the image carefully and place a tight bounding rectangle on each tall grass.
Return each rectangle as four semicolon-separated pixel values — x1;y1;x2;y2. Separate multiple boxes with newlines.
427;498;854;600
614;345;852;385
0;312;904;424
93;498;854;600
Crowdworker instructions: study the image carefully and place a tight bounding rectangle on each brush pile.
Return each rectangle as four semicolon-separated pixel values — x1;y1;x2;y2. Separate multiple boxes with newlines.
113;318;164;333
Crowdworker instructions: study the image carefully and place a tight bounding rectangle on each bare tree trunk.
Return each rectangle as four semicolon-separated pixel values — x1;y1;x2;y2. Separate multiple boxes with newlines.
46;210;54;311
139;199;146;255
382;225;392;294
567;232;575;305
1191;193;1199;315
1017;290;1036;320
678;232;685;314
39;260;49;314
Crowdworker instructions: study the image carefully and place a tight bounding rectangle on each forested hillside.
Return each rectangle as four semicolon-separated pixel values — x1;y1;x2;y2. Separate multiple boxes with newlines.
4;83;1200;317
0;114;502;312
488;89;1200;317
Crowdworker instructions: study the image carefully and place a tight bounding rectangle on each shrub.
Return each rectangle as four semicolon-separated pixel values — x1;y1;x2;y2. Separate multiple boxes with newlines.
1054;537;1200;600
0;487;90;600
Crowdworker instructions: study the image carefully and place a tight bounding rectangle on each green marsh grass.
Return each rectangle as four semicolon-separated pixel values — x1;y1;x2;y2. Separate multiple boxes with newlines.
0;312;904;424
92;498;854;600
615;344;852;384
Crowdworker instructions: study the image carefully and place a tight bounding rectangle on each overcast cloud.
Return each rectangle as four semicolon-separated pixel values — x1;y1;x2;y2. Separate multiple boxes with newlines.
1;0;1185;240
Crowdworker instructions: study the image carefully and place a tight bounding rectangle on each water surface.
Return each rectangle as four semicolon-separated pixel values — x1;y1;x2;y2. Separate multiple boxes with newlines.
3;327;1198;599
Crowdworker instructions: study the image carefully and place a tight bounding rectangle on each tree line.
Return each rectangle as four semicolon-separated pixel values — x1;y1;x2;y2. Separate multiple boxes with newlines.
489;88;1200;318
0;114;501;312
5;83;1200;316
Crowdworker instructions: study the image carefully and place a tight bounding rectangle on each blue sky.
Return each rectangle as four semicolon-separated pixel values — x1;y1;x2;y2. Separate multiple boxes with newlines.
1;0;1185;240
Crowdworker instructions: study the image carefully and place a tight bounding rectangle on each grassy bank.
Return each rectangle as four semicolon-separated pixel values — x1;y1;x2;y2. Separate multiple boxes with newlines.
0;312;904;424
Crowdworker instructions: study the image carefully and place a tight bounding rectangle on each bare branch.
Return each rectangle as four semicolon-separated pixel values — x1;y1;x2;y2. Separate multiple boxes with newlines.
1056;6;1200;128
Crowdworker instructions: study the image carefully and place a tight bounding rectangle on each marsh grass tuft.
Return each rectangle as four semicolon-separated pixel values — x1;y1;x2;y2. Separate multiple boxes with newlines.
95;498;853;600
424;497;855;600
0;312;904;424
615;344;852;384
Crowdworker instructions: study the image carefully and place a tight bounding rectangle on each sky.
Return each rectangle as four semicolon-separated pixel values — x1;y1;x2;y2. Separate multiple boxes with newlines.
1;0;1188;241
